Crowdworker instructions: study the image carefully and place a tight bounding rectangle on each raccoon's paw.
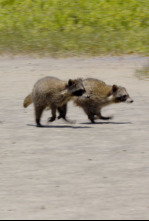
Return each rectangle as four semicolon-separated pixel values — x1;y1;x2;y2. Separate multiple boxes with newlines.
108;115;114;120
57;115;76;124
100;115;113;120
57;115;62;120
48;117;56;122
36;123;43;128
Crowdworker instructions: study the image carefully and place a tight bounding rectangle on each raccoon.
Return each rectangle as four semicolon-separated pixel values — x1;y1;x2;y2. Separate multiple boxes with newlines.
23;76;86;127
74;78;133;123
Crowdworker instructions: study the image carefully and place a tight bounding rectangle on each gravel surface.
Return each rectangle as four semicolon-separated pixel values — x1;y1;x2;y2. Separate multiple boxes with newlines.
0;56;149;220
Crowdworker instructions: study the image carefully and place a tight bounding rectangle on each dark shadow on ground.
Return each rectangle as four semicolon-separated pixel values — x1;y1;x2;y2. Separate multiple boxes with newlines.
27;124;92;129
81;121;132;125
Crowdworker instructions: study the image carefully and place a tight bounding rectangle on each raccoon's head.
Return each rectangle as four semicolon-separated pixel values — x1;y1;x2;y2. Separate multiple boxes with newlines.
67;78;86;96
111;85;134;103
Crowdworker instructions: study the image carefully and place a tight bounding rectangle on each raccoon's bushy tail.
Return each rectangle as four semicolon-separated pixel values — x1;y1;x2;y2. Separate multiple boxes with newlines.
23;93;33;108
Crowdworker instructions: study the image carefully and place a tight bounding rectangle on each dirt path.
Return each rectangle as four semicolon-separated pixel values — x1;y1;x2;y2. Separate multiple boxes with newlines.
0;56;149;220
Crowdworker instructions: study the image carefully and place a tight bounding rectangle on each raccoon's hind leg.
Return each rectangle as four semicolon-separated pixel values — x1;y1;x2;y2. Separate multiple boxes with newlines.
34;105;45;127
48;105;57;122
97;111;113;120
57;104;67;120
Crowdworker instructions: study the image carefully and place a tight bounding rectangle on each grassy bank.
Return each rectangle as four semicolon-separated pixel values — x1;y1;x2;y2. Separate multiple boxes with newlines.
0;0;149;56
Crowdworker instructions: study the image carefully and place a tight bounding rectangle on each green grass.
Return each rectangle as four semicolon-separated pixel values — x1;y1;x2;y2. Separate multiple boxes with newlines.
0;0;149;56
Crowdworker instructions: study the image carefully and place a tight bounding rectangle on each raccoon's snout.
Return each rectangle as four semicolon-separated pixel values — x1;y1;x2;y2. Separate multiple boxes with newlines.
116;95;134;103
82;93;90;98
126;98;134;103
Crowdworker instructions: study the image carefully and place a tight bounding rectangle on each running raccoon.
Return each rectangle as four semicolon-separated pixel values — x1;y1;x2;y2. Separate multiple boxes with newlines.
74;78;133;123
23;76;86;127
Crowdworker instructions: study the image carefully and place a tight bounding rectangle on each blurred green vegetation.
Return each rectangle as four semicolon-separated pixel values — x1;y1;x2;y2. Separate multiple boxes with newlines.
0;0;149;56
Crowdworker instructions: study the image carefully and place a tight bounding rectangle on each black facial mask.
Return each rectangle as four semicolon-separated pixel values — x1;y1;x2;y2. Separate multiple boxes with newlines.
73;89;86;96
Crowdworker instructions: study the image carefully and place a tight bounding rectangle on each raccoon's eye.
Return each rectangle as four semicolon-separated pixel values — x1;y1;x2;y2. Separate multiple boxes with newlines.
118;95;127;101
122;95;127;100
117;95;127;101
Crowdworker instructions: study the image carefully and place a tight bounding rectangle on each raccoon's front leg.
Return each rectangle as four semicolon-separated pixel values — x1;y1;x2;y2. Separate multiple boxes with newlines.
48;105;57;122
34;105;45;127
88;115;96;123
86;112;96;123
57;105;74;123
83;108;95;123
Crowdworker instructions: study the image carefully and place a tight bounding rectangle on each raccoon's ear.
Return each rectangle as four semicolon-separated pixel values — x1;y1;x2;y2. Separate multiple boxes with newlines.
112;85;119;93
68;79;74;87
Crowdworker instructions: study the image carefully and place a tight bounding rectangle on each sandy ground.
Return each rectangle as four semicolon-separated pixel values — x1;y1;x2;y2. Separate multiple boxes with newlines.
0;55;149;220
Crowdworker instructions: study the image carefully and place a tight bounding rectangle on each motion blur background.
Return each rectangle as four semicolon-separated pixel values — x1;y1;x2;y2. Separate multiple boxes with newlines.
0;0;149;56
